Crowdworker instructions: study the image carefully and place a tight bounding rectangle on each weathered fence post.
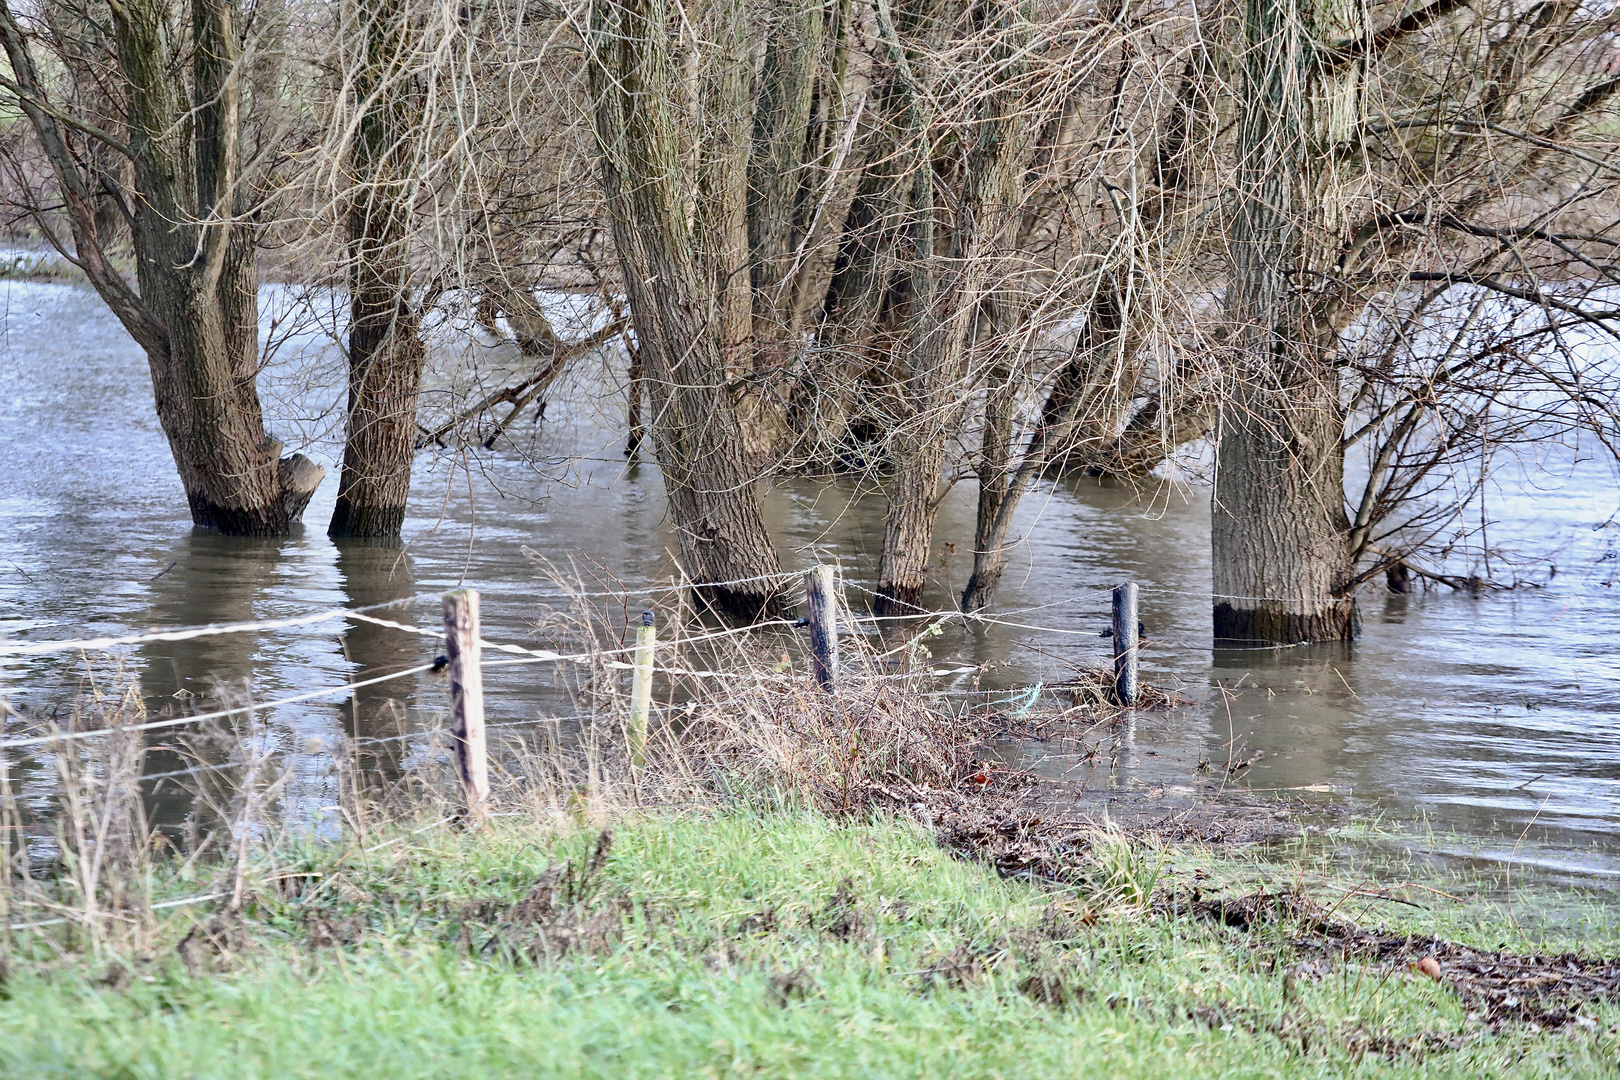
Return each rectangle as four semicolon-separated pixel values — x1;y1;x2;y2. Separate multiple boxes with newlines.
1111;582;1139;707
806;565;839;692
629;610;655;765
442;589;489;823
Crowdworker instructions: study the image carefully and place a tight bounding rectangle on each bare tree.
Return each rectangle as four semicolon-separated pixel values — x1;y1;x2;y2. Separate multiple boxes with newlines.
327;0;428;538
587;0;789;618
1211;0;1620;641
0;0;324;536
869;0;1043;614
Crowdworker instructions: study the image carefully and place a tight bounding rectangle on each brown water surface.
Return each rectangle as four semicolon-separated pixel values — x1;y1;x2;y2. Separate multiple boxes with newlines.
2;280;1617;889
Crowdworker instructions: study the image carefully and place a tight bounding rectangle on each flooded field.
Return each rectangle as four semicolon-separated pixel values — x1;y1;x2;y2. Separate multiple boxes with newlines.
2;279;1618;887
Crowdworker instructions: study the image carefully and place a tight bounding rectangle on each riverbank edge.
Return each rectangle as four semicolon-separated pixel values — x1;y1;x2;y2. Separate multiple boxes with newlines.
2;803;1617;1078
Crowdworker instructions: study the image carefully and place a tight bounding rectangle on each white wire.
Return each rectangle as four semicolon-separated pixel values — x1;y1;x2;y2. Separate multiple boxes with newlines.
0;595;441;658
0;663;438;750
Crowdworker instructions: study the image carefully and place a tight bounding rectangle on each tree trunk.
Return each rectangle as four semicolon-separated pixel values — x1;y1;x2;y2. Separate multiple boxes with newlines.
960;56;1212;610
0;0;322;536
959;285;1123;610
588;0;785;619
967;348;1014;609
749;0;824;346
1212;0;1361;643
874;0;1035;615
330;0;426;539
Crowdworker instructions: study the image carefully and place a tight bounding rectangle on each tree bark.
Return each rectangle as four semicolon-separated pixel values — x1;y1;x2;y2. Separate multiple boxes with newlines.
588;0;785;619
330;0;426;539
0;0;321;536
1212;0;1361;643
874;0;1035;616
749;0;824;346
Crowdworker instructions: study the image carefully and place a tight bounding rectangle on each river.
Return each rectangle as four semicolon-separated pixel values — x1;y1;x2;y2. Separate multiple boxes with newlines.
2;278;1617;890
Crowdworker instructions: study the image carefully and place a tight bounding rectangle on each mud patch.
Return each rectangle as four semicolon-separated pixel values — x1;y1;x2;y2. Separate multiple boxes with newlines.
1184;890;1620;1030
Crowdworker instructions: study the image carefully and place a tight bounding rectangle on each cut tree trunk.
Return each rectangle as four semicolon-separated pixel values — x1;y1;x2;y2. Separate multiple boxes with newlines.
589;0;785;619
1213;0;1361;643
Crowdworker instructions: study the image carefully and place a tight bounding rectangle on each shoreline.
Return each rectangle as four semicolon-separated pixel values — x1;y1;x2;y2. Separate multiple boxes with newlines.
4;792;1617;1076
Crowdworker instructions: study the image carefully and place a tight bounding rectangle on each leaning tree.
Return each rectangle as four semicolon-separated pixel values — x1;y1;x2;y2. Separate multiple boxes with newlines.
0;0;324;535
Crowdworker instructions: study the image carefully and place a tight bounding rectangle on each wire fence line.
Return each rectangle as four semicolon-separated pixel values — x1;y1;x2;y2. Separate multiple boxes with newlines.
0;571;1279;755
0;571;1384;665
0;612;993;754
0;595;444;658
0;663;442;751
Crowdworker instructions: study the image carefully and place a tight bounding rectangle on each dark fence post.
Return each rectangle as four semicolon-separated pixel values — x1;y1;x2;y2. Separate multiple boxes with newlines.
1111;581;1139;707
806;565;839;692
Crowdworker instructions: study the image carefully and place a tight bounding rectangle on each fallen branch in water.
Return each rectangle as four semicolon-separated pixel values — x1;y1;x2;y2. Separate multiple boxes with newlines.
416;315;629;448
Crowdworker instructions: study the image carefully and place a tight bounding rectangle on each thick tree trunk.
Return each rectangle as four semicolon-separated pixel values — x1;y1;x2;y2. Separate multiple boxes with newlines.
875;448;946;614
589;0;785;620
1212;377;1358;642
0;0;321;536
329;255;424;537
1213;0;1361;643
330;0;425;539
874;121;949;616
132;0;320;534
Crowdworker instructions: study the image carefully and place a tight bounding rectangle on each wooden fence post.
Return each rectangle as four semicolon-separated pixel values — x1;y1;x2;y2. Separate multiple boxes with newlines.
629;610;655;765
442;589;489;823
806;565;839;692
1111;582;1139;707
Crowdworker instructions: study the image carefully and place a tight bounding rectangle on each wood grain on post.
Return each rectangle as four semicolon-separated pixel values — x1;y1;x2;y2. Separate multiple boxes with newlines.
629;610;655;766
442;589;489;823
806;565;839;692
1111;582;1139;707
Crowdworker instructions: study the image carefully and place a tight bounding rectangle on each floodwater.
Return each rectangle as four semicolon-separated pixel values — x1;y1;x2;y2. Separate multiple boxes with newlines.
2;278;1618;888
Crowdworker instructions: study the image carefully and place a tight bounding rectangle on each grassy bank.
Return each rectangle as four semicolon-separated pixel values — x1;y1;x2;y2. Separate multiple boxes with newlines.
3;811;1616;1078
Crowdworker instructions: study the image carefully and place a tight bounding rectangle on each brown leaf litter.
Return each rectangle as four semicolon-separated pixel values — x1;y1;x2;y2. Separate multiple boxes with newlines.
1182;889;1620;1030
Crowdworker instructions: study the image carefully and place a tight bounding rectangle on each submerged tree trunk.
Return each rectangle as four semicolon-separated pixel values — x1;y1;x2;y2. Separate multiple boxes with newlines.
960;286;1123;611
874;0;1036;615
0;0;321;536
330;0;426;539
588;0;785;619
1213;0;1360;643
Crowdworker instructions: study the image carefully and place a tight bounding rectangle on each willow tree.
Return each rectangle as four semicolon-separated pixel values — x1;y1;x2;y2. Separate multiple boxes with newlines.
866;0;1041;614
0;0;322;535
1211;0;1364;642
959;39;1218;612
1212;0;1620;641
326;0;427;539
586;0;786;618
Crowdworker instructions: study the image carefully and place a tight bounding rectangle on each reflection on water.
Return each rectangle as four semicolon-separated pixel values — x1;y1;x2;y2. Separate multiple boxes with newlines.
1;279;1618;887
334;539;420;782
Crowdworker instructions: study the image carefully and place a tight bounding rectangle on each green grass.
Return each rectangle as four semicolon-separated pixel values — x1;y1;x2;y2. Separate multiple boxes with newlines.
2;812;1616;1078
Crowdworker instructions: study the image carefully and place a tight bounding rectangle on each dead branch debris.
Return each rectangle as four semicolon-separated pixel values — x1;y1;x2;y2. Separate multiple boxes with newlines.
926;790;1620;1033
1180;890;1620;1031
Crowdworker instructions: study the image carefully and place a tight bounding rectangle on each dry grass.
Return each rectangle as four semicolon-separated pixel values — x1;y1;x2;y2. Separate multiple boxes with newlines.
0;571;1010;955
